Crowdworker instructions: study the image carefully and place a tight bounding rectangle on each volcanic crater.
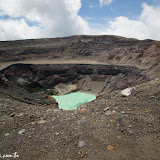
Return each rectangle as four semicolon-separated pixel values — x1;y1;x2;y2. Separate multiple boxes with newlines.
0;35;160;160
0;63;149;106
0;35;159;107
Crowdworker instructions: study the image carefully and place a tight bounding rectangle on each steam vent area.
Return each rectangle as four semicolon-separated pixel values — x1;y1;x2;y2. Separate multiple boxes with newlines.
0;35;160;159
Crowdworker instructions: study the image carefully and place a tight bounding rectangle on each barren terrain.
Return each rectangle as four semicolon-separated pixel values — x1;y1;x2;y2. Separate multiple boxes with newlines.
0;35;160;160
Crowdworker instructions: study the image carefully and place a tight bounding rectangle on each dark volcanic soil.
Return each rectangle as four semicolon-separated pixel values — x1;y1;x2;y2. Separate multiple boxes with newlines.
0;78;160;160
0;35;160;160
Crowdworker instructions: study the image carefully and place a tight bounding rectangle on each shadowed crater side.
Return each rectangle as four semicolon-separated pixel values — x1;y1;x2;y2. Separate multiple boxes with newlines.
0;63;148;106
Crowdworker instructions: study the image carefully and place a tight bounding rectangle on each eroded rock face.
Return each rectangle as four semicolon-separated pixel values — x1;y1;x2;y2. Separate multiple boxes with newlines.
54;83;77;95
0;63;147;97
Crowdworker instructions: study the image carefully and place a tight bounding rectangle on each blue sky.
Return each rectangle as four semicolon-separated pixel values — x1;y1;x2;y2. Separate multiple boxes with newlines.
0;0;160;41
80;0;158;19
79;0;159;28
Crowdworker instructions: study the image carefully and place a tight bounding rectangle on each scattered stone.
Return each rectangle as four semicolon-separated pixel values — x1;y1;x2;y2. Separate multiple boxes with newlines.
17;113;24;117
105;111;112;116
112;110;116;113
53;109;59;113
121;111;125;114
121;88;132;97
128;130;133;134
80;154;85;158
1;110;7;113
5;133;10;136
10;113;15;117
37;118;47;124
77;117;86;124
55;132;60;136
149;95;155;99
107;145;114;151
78;141;85;148
120;128;127;132
110;119;115;123
79;109;88;113
128;125;132;128
18;129;26;135
118;118;125;127
104;107;110;111
66;148;70;152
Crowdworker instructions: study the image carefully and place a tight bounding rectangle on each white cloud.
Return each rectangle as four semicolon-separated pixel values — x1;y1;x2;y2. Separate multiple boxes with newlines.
89;5;94;8
0;19;42;41
0;0;90;41
99;3;160;40
101;16;149;40
99;0;113;7
0;1;160;41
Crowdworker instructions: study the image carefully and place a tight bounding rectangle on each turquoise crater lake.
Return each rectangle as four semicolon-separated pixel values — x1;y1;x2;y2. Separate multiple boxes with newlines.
51;92;96;110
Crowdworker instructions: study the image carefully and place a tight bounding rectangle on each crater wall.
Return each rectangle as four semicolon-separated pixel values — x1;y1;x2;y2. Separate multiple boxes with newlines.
0;63;148;104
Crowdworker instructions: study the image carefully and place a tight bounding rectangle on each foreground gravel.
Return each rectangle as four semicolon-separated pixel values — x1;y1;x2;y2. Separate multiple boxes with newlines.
0;79;160;160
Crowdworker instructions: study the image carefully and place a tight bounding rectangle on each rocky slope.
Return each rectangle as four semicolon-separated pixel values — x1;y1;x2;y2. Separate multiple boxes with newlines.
0;35;159;66
0;35;160;160
0;77;160;160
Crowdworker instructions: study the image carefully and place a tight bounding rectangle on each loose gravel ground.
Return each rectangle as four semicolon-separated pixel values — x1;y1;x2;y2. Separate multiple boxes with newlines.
0;79;160;160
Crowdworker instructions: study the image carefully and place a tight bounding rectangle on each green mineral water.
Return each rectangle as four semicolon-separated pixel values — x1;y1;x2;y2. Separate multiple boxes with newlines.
51;92;96;110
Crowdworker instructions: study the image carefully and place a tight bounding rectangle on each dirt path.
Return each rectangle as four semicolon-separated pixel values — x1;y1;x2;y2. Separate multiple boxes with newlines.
0;59;104;70
0;58;152;71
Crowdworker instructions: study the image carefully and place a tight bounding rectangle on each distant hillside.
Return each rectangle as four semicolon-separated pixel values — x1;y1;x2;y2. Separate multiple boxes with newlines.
0;35;159;65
